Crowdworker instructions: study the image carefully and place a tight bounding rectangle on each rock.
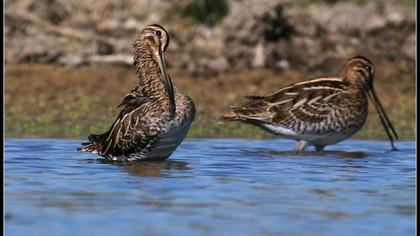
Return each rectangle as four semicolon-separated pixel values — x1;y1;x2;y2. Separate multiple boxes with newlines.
207;56;229;74
58;53;85;66
4;0;415;76
252;40;265;68
96;40;114;55
402;34;415;61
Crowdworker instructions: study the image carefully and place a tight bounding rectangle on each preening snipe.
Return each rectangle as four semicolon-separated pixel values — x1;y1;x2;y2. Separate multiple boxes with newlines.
78;24;195;161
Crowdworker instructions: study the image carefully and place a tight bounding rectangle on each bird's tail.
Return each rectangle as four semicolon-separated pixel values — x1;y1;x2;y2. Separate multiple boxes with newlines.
219;94;268;121
77;133;107;153
77;141;99;153
218;109;244;122
219;104;261;123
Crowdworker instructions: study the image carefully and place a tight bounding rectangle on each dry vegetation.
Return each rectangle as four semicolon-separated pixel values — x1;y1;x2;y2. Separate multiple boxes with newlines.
5;61;415;140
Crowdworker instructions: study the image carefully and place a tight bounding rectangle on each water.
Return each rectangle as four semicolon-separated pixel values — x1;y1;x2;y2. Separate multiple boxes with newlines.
5;138;416;236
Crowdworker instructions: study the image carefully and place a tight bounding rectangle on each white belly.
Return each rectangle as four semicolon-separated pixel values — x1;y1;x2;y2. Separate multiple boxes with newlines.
295;133;353;146
263;124;354;146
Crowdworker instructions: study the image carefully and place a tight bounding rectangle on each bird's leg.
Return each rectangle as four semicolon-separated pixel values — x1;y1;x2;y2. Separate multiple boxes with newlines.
296;140;308;152
315;145;325;152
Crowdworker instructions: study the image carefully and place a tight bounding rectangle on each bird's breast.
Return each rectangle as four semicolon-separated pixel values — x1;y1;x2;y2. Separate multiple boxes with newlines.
146;114;193;159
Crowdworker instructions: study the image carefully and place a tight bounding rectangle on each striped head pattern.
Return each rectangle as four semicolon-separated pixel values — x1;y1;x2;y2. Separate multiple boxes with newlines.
134;24;170;54
342;56;375;90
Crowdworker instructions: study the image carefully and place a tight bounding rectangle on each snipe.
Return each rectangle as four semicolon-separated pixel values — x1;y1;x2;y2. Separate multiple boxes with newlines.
78;24;195;161
221;56;398;152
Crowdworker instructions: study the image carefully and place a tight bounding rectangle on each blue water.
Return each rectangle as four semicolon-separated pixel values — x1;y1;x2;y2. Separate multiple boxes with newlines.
5;138;416;236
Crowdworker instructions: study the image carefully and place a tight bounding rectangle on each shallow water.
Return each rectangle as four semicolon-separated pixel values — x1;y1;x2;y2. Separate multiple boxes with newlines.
5;138;416;236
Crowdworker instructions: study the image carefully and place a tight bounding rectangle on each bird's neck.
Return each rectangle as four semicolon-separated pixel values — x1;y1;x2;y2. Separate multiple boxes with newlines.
342;72;366;92
133;47;175;115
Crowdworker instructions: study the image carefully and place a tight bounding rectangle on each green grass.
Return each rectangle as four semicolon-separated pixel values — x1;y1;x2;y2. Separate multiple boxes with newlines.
4;64;415;140
401;0;416;7
5;114;414;140
286;0;415;7
166;0;229;27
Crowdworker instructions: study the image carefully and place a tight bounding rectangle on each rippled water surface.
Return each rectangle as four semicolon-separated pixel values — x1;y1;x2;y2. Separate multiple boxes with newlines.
5;139;416;236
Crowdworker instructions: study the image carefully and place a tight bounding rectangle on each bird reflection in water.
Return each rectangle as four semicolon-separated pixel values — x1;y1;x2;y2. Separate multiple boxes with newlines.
245;150;368;159
102;160;190;177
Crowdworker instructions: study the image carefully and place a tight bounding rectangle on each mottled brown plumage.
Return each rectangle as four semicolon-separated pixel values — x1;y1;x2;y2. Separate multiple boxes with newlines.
78;24;195;161
221;56;398;151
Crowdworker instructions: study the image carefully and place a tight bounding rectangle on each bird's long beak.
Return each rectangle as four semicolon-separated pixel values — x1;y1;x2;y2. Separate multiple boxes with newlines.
365;79;399;150
156;50;175;109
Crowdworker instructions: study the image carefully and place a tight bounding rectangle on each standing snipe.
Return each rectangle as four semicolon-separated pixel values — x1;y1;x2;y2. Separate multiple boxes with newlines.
78;24;195;161
221;56;398;152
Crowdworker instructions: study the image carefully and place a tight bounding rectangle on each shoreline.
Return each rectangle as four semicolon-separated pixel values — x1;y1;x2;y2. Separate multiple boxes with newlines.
5;63;415;139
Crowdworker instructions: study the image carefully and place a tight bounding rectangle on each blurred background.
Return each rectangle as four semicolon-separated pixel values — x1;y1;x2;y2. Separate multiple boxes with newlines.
4;0;416;139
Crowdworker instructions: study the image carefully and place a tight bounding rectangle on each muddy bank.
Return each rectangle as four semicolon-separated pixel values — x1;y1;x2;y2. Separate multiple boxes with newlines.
5;63;415;139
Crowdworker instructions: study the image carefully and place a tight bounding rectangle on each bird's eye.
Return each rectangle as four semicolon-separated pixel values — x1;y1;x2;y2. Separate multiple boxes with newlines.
155;31;161;37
